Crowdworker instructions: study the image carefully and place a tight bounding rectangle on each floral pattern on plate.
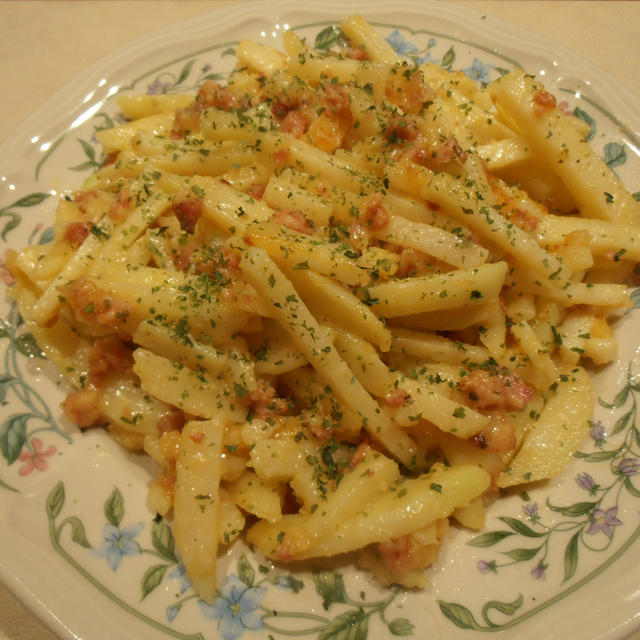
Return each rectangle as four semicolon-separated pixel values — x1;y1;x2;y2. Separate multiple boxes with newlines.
2;7;640;640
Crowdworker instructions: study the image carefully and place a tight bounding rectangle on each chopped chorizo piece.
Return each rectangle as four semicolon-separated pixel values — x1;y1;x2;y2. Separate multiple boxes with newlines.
88;336;133;386
72;190;100;214
273;147;291;168
413;135;467;168
359;519;449;587
280;110;308;137
459;368;534;412
63;221;91;247
384;388;411;407
245;380;290;420
386;66;434;115
318;84;351;119
533;88;557;114
246;183;266;200
172;105;200;137
364;194;389;230
109;189;134;223
62;278;133;330
197;80;244;111
63;388;102;428
271;209;314;235
346;46;369;61
173;198;203;233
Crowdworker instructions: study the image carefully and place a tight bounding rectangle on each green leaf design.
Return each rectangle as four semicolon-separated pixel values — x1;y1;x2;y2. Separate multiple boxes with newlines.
66;515;92;548
575;450;619;462
468;530;515;547
16;333;45;359
104;487;125;527
1;213;20;241
598;385;629;409
47;481;65;520
441;46;456;69
501;546;541;561
317;609;368;640
69;160;98;173
237;554;255;587
141;564;169;600
624;476;640;498
499;516;546;538
0;413;29;464
482;594;523;623
78;138;97;162
151;518;177;562
573;107;596;141
603;142;626;169
221;47;236;57
494;67;511;78
38;226;55;245
177;60;195;86
630;288;640;311
202;73;224;82
313;570;347;610
267;573;305;593
314;25;342;50
546;500;598;517
438;601;479;630
0;373;17;403
5;192;50;209
388;618;414;635
632;191;640;202
612;409;633;435
564;530;580;582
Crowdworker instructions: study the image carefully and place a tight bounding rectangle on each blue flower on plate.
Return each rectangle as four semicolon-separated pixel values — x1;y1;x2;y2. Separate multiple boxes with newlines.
461;58;494;84
168;563;192;595
92;522;144;571
414;52;440;65
385;30;418;55
199;575;267;640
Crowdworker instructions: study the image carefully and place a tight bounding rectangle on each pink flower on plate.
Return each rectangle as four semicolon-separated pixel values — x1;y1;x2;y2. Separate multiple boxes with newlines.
18;438;57;476
0;250;15;286
557;100;574;116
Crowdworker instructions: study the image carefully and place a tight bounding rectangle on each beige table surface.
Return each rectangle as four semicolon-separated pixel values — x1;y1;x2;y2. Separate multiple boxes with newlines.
0;1;639;639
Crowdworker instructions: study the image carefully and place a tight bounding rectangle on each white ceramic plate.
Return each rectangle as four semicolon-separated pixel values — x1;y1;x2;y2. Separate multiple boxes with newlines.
1;2;640;639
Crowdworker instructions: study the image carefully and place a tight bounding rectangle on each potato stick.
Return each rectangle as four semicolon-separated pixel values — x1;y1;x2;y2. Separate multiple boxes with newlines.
174;418;224;603
248;464;490;559
489;69;640;225
390;328;489;366
362;261;507;318
335;331;488;438
509;320;558;390
240;247;417;466
262;134;382;196
235;39;287;75
116;93;194;120
371;215;488;268
287;267;391;351
244;221;370;286
386;158;571;287
340;14;401;64
96;113;174;153
536;214;640;260
133;319;227;375
269;449;399;557
387;302;496;332
498;367;593;487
